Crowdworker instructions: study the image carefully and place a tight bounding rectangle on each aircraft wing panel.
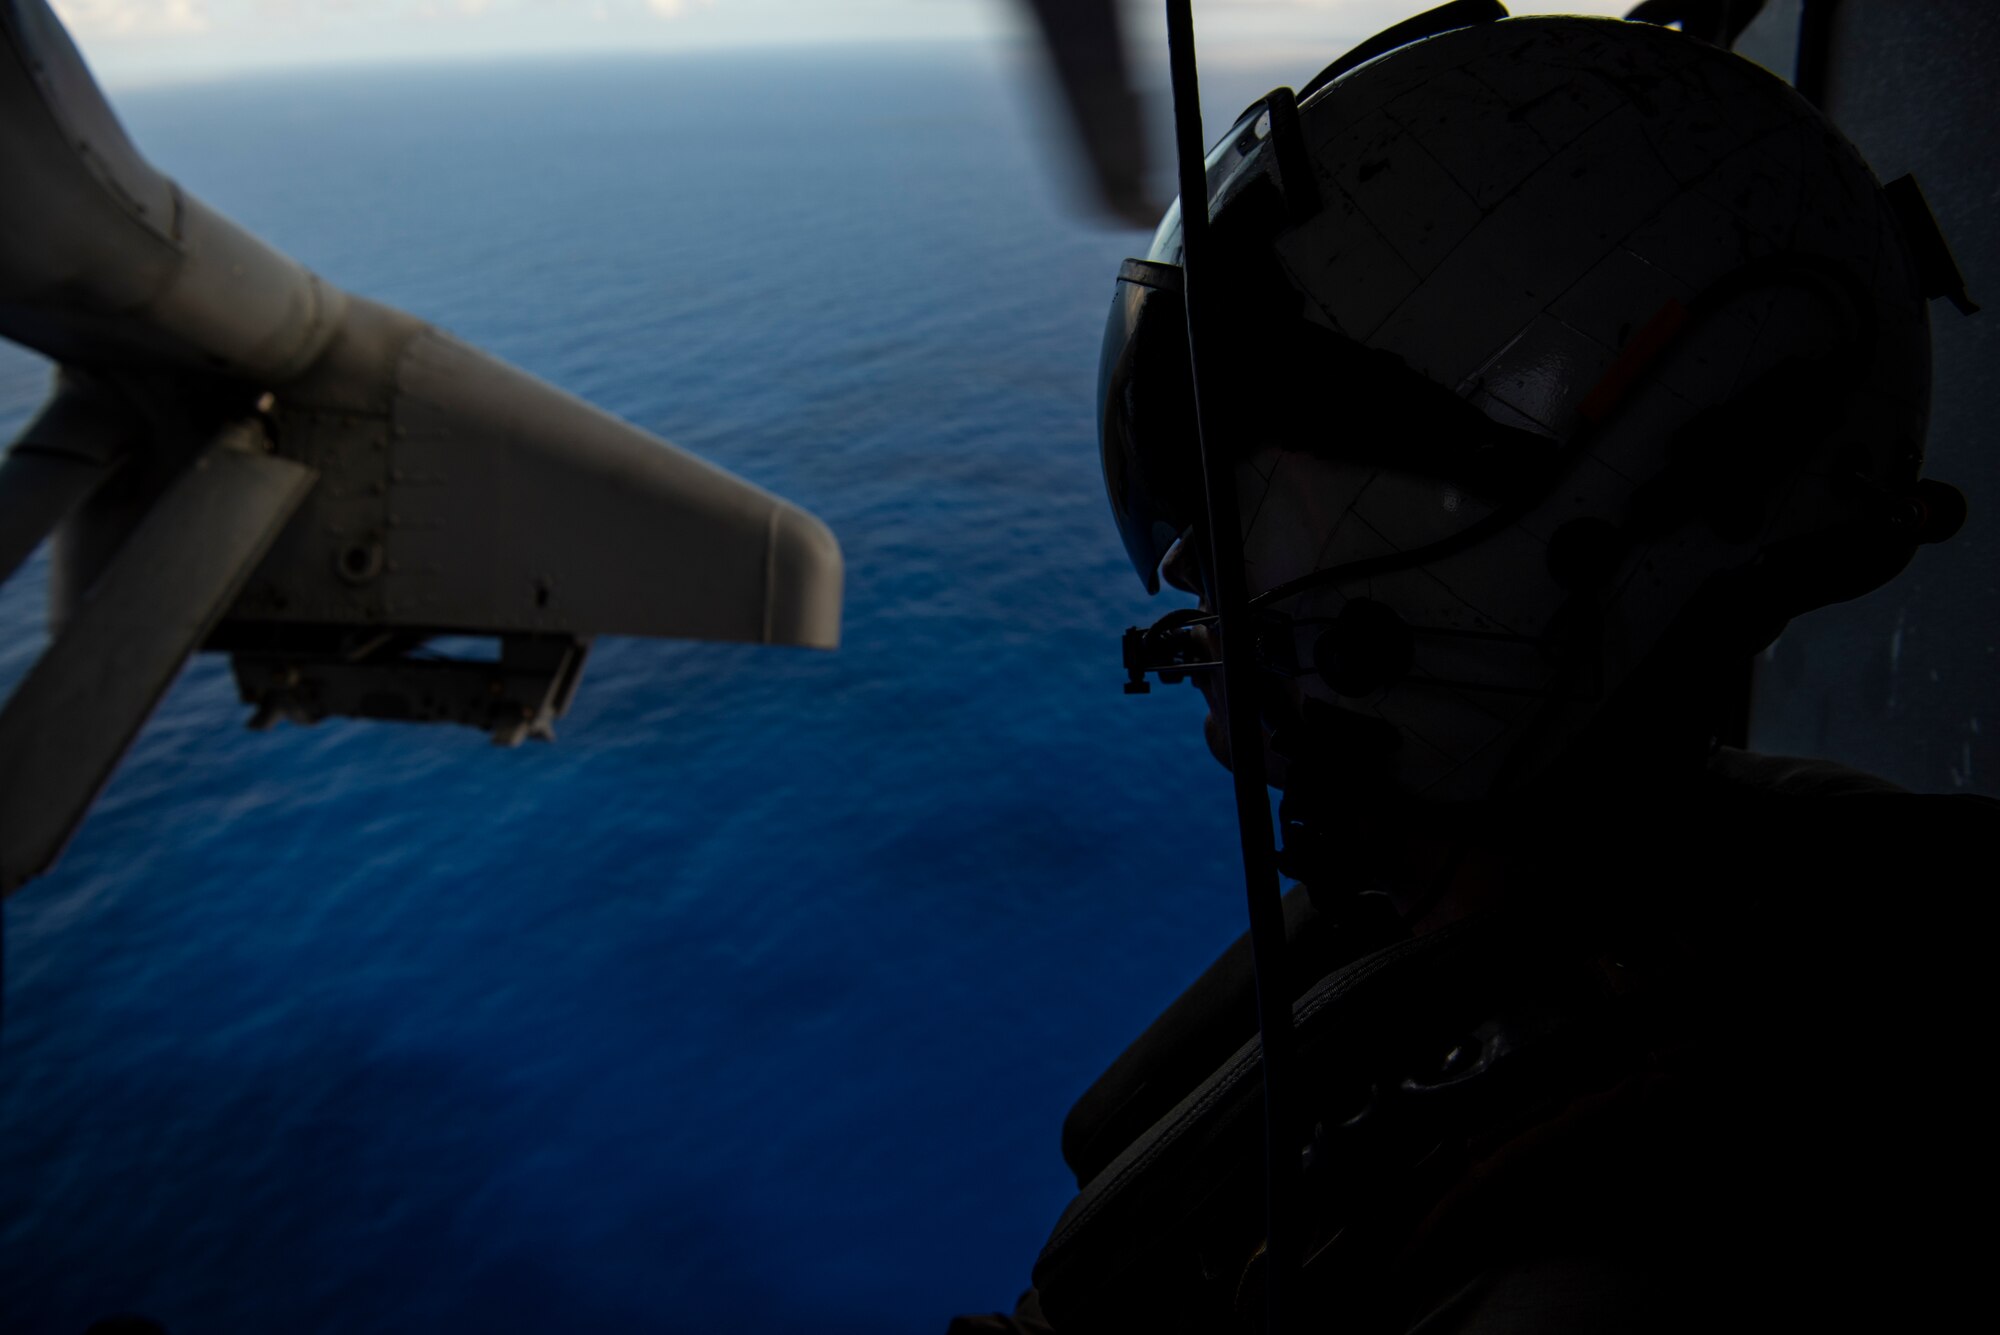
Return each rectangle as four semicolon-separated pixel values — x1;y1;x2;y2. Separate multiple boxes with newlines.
223;298;841;648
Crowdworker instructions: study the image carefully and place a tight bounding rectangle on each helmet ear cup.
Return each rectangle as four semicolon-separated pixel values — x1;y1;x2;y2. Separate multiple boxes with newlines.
1773;478;1970;611
1310;599;1416;697
1648;476;1970;675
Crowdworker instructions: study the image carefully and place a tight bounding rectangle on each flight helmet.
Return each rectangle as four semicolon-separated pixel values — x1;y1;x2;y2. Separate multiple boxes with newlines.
1101;13;1966;805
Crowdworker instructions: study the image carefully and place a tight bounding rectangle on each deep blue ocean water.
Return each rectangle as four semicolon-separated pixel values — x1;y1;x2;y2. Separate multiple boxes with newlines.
0;46;1300;1334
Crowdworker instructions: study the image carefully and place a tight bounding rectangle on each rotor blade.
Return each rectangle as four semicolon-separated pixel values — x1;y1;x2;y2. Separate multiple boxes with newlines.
1624;0;1770;47
1299;0;1507;103
0;428;315;894
1019;0;1160;226
0;372;140;586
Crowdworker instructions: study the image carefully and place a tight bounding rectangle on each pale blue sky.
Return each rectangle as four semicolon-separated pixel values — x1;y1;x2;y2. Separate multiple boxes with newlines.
54;0;1634;87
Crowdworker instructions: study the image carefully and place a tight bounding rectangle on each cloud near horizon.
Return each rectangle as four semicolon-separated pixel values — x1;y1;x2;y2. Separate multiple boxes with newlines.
53;0;211;36
45;0;1636;85
53;0;729;36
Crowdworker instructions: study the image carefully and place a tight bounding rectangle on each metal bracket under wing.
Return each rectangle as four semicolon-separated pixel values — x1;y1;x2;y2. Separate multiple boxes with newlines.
0;429;316;894
221;627;590;747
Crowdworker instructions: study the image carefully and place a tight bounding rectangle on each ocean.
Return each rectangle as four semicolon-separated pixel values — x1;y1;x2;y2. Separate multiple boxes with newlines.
0;45;1300;1334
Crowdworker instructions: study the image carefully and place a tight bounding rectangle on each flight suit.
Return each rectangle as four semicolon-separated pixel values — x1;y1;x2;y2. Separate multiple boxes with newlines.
951;749;1994;1332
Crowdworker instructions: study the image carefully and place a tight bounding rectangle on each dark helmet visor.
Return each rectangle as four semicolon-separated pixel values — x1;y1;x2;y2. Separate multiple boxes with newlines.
1098;97;1288;592
1099;258;1199;593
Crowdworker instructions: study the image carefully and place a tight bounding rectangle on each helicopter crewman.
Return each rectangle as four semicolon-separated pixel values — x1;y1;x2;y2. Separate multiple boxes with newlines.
955;9;1989;1333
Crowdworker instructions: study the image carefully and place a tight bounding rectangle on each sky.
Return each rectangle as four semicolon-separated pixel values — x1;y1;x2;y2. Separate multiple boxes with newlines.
50;0;1637;86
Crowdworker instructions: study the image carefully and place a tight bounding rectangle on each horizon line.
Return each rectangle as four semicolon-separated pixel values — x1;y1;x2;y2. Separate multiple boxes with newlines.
97;34;1051;91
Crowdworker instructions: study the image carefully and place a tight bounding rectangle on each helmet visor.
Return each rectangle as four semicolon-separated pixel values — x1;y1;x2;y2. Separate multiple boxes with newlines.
1099;95;1293;592
1099;258;1199;593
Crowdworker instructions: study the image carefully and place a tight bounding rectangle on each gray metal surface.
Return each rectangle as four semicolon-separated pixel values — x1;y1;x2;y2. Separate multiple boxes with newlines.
0;430;316;893
232;303;842;647
0;0;344;381
0;0;845;884
0;371;140;585
1;0;841;659
1743;0;1998;795
231;633;591;746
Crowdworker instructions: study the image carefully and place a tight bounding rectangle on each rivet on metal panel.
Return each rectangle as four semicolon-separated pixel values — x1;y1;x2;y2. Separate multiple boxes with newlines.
336;541;385;585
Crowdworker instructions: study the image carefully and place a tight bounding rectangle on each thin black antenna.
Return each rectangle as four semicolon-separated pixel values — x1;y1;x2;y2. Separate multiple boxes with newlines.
1162;3;1300;1330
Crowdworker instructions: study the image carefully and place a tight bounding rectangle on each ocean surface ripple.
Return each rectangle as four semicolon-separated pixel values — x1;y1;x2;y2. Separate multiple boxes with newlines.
0;48;1291;1334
